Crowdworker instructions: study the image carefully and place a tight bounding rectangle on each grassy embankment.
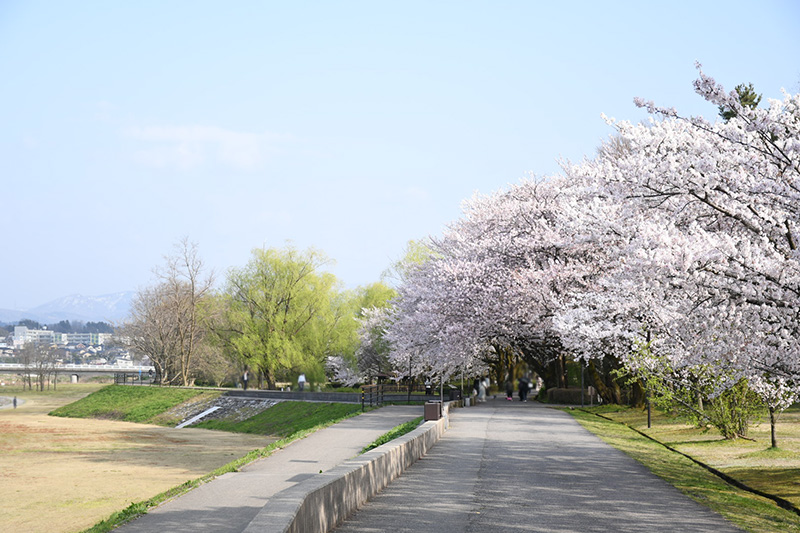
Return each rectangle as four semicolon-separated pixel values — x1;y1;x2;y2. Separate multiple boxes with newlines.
49;384;219;424
46;385;370;532
194;401;364;435
568;405;800;533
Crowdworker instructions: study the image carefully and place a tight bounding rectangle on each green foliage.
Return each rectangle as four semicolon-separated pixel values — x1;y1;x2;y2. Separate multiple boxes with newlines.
194;401;363;436
536;385;548;402
719;82;762;121
356;282;397;312
220;245;351;387
18;318;43;329
361;416;422;453
49;385;215;423
625;337;763;439
383;239;435;283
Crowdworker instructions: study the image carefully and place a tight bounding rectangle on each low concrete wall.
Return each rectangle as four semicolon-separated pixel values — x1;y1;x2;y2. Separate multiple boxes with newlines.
243;406;451;533
226;389;443;404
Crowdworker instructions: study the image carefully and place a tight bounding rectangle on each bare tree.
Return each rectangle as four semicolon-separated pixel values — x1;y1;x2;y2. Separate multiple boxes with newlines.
33;344;59;391
17;344;35;391
124;238;214;386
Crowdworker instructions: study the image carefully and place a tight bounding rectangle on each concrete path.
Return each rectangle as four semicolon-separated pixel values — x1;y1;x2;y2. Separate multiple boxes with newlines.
116;405;421;533
334;398;744;533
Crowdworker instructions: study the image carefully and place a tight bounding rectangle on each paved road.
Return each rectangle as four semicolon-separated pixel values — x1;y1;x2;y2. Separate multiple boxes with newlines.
116;405;421;533
334;399;744;533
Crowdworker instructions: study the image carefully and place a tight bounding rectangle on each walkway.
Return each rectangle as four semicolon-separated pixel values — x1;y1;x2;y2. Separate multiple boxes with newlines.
334;398;744;533
115;405;421;533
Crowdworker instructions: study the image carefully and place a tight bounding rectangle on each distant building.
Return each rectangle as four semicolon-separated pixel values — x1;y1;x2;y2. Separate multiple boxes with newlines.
13;326;113;347
13;326;55;347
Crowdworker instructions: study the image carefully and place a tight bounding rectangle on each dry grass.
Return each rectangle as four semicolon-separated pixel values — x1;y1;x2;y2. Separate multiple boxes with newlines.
0;384;274;533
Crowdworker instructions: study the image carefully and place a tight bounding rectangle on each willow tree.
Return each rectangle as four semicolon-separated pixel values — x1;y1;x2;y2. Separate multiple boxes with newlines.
221;245;348;389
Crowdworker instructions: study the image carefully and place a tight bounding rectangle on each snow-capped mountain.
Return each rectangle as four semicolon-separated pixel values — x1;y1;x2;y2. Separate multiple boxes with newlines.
0;292;135;324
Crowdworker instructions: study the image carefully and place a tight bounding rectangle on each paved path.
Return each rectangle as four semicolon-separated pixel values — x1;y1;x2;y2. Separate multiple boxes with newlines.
334;398;744;533
0;395;23;409
116;405;421;533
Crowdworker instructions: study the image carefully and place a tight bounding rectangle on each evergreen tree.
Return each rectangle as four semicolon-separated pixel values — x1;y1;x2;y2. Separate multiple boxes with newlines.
719;82;762;121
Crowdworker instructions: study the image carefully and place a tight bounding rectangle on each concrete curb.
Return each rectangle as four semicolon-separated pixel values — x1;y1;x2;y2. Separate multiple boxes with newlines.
243;404;452;533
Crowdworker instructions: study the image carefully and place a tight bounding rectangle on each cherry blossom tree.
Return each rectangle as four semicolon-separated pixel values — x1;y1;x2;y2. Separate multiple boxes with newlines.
561;65;799;442
384;64;798;445
385;176;605;389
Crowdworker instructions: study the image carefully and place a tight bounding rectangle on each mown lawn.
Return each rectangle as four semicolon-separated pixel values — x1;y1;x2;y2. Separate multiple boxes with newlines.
568;406;800;532
48;384;219;423
195;401;365;436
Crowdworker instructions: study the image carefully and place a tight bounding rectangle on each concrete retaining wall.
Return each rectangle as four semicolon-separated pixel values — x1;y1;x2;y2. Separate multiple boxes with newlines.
226;389;444;404
243;405;451;533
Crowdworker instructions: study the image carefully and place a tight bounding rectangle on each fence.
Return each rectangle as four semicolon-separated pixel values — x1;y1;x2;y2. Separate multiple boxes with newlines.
361;384;385;410
113;371;155;385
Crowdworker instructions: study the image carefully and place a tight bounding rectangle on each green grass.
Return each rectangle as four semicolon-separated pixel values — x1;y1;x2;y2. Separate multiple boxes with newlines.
361;416;423;453
194;401;364;436
49;385;217;424
567;408;800;532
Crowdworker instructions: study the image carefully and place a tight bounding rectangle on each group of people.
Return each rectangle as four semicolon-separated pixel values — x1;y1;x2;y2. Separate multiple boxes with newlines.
507;375;534;402
472;374;538;403
473;377;491;402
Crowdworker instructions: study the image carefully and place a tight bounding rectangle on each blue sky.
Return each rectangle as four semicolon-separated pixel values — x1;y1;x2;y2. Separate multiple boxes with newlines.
1;1;798;311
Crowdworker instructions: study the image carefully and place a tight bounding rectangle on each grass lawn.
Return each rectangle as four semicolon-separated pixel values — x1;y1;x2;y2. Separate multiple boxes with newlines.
194;400;365;436
49;384;221;424
568;406;800;532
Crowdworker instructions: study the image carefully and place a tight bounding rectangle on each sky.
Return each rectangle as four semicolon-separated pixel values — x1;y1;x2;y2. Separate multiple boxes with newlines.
1;1;799;311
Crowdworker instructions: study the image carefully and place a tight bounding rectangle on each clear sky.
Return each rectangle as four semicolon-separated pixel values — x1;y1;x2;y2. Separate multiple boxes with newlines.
1;1;798;310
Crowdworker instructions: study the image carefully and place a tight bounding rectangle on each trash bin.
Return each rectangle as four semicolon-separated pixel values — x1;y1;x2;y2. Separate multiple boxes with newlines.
424;401;441;421
448;388;462;401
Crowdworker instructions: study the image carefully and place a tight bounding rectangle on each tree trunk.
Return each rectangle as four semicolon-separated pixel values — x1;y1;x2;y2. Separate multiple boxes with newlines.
557;354;567;388
588;359;615;404
770;406;778;449
630;379;646;409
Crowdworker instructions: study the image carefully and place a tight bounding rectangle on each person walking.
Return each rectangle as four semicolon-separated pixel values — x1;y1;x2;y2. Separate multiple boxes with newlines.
504;375;514;401
298;373;307;392
13;396;17;409
242;370;249;391
518;376;529;402
477;377;487;403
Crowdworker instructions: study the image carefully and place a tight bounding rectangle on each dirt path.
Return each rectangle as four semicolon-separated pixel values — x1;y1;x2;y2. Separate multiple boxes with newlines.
0;386;274;533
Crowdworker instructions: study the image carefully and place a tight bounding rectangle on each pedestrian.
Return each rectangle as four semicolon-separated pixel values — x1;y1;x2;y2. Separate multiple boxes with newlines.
518;376;529;402
13;396;17;409
505;375;514;401
477;377;487;403
298;373;306;392
425;378;432;395
242;370;249;391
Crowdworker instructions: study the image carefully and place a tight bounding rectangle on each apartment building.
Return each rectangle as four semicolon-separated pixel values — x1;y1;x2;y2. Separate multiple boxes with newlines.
13;326;112;348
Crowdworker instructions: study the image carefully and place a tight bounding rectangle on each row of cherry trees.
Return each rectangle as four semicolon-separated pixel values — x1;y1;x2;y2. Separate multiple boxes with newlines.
381;65;799;444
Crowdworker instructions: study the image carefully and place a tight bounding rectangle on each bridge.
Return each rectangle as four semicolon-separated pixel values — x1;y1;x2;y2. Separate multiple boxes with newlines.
0;362;156;383
0;363;155;374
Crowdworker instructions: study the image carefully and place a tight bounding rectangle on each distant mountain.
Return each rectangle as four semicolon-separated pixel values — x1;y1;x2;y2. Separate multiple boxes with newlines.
0;292;135;325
